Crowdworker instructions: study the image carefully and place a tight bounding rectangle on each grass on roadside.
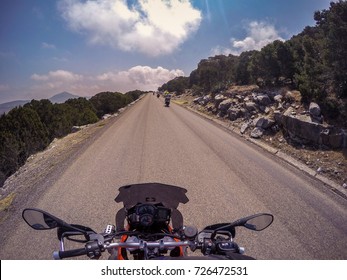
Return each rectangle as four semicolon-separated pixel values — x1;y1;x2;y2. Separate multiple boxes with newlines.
173;100;188;105
0;192;16;212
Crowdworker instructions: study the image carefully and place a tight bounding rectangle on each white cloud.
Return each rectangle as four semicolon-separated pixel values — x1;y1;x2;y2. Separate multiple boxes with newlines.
41;42;56;49
58;0;202;56
30;66;184;97
31;70;82;82
30;70;84;97
232;21;284;52
212;21;284;56
97;66;184;91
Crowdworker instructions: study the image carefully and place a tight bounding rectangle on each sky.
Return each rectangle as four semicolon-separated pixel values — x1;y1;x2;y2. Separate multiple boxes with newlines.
0;0;332;103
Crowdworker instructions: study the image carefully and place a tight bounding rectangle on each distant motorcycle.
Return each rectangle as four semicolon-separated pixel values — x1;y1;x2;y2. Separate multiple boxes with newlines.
165;95;171;107
22;183;274;260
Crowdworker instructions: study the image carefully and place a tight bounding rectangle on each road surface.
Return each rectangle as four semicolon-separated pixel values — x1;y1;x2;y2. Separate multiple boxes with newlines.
0;94;346;259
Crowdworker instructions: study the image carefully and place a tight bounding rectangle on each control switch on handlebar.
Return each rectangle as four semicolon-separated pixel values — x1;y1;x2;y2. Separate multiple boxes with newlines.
86;241;103;259
217;242;236;251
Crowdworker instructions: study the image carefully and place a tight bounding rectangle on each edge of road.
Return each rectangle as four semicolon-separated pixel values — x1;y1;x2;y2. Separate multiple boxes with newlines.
174;100;347;200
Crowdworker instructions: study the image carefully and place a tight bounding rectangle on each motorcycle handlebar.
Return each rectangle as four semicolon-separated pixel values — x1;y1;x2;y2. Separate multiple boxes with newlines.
104;241;192;250
53;247;87;260
53;240;193;259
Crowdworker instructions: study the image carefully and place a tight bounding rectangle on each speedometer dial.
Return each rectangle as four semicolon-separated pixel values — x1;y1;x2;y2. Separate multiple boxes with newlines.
139;214;154;227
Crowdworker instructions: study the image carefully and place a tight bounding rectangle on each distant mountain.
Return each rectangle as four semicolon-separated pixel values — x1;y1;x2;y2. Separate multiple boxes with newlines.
0;92;81;115
49;92;80;103
0;100;29;115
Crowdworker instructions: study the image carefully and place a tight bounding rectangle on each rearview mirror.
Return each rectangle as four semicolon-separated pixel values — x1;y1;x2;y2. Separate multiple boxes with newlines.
213;213;274;233
243;214;274;231
22;208;62;230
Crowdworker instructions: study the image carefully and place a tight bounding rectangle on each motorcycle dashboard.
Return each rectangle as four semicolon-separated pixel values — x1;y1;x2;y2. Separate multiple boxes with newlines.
135;204;170;221
137;204;156;215
127;204;171;227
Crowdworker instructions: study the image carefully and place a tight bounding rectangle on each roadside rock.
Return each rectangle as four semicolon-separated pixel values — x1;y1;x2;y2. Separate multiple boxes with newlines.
240;123;249;134
228;108;242;121
281;108;324;144
71;126;82;133
245;102;257;112
254;117;275;129
218;99;233;113
320;128;347;149
309;102;324;124
193;97;203;104
250;127;264;138
274;94;283;104
187;87;346;149
201;95;212;105
206;104;214;112
309;102;321;117
214;94;227;106
256;94;272;106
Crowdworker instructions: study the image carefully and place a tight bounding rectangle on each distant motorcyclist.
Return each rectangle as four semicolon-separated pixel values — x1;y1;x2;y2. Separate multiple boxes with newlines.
164;92;171;107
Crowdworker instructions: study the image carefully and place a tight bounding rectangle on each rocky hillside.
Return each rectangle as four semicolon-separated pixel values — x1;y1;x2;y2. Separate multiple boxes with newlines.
192;86;346;149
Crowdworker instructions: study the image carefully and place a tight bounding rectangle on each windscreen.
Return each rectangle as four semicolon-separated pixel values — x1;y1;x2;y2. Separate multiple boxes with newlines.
115;183;189;209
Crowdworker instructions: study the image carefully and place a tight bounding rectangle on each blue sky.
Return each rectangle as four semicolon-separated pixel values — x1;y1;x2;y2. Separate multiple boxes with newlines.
0;0;332;103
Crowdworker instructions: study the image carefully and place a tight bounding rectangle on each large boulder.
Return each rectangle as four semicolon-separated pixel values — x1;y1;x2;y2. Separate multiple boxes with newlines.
277;108;346;148
193;97;203;104
256;94;272;106
240;123;249;134
214;94;227;105
245;102;257;112
201;95;211;105
206;104;214;112
309;102;324;123
274;110;283;124
250;127;264;138
309;102;321;117
281;108;326;144
329;131;347;148
218;99;233;113
227;108;242;121
254;117;275;129
320;128;347;149
273;94;283;104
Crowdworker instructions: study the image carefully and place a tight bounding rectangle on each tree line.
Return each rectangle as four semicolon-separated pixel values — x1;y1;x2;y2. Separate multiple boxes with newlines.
159;1;347;121
0;90;143;187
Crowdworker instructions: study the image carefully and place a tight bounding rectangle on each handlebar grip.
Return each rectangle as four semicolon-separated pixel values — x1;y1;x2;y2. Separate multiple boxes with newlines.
53;247;87;260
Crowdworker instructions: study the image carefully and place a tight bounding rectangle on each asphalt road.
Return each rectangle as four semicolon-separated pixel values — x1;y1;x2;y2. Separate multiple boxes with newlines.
1;94;346;259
